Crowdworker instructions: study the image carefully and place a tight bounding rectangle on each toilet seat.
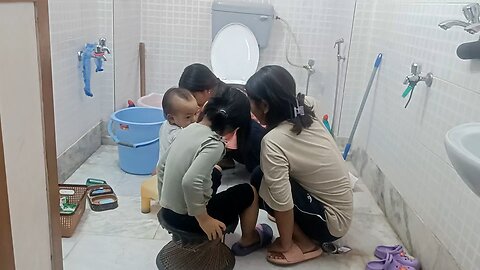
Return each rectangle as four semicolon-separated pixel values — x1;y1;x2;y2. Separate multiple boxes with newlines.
211;23;259;85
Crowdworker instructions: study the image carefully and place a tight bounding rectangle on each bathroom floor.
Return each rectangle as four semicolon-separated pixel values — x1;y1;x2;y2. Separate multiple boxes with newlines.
62;145;402;270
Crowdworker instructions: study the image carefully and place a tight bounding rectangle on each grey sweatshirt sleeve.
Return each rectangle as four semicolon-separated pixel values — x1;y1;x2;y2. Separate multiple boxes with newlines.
181;139;225;216
157;145;170;201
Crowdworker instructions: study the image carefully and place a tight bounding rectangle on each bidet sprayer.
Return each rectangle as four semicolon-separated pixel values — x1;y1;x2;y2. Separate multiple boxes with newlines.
334;38;346;61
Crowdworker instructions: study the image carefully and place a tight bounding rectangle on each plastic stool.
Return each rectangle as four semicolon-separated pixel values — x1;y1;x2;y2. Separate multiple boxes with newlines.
141;176;158;213
156;209;237;270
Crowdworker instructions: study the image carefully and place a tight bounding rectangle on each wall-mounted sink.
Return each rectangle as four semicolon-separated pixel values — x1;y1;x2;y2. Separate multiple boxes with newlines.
445;123;480;197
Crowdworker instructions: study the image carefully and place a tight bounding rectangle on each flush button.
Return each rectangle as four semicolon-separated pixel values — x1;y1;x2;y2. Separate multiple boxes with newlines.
259;15;269;21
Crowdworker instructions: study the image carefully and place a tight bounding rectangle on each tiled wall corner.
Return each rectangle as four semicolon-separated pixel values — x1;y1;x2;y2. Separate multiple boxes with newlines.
351;148;462;270
49;0;113;155
141;0;357;121
57;123;101;183
114;0;142;109
343;1;480;269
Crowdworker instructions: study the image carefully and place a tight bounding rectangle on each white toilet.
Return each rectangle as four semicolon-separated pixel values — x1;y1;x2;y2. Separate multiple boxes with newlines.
211;1;274;85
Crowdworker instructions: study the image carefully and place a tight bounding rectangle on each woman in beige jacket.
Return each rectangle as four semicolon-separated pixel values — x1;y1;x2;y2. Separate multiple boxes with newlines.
245;65;353;265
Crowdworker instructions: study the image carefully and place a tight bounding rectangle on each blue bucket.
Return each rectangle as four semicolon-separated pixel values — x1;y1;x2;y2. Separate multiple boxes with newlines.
108;107;165;175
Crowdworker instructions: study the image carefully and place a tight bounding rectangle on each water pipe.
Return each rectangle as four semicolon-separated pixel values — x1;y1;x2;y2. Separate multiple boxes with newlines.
276;16;316;95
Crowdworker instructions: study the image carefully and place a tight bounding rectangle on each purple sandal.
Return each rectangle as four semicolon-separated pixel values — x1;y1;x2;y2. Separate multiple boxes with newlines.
375;245;403;259
366;254;416;270
374;245;420;269
231;223;273;256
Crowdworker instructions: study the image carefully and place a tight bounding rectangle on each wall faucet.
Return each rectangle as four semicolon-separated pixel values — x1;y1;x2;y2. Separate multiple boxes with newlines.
439;3;480;34
464;3;480;23
303;59;315;95
78;37;111;62
439;20;470;30
94;38;111;61
402;63;433;108
98;38;111;55
403;63;433;87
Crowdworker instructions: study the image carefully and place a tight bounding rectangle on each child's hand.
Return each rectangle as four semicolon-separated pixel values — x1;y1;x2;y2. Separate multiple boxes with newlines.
196;213;226;240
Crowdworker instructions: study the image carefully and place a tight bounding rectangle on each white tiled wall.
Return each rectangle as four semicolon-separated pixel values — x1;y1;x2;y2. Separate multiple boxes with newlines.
49;0;113;155
141;0;357;122
342;1;480;269
114;0;142;109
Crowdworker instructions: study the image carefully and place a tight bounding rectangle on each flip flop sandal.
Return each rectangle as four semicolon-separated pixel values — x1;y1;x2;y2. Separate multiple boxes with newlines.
375;245;420;269
266;243;323;265
366;254;417;270
231;223;273;256
87;184;118;212
374;245;403;259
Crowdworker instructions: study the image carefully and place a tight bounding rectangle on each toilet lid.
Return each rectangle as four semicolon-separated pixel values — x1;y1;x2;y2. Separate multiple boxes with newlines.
211;23;259;85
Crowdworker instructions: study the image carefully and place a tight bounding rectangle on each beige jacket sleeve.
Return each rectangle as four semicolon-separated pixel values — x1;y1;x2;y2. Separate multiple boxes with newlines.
259;137;294;212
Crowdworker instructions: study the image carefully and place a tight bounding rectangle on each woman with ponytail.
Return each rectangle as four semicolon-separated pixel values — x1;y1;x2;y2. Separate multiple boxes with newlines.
157;86;273;256
245;65;353;265
179;63;266;172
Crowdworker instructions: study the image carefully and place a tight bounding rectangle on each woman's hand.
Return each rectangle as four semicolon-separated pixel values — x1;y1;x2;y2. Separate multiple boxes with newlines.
196;212;226;240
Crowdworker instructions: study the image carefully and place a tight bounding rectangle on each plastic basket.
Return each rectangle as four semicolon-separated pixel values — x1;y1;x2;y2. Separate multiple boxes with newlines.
59;184;88;238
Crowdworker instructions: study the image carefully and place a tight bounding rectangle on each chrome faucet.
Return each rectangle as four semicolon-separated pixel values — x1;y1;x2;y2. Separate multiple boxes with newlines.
303;59;315;95
464;3;480;23
439;20;470;30
402;63;433;108
403;63;433;87
78;37;111;62
439;3;480;34
98;38;111;55
94;38;111;61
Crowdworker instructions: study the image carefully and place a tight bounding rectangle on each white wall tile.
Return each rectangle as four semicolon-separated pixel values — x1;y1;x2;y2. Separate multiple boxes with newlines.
344;1;480;268
49;0;114;154
141;0;357;125
114;0;141;109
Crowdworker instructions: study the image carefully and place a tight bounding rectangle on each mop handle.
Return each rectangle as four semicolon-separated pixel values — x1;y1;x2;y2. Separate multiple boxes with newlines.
343;54;382;159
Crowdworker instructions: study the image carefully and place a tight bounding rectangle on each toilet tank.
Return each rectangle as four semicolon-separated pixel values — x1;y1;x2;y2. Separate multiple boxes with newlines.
212;1;274;48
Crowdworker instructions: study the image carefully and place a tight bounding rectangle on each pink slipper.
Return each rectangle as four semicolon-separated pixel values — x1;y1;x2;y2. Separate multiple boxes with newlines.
267;243;322;265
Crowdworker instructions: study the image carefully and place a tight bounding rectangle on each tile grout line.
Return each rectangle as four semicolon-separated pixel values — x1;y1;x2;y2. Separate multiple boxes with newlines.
62;234;83;261
433;76;480;96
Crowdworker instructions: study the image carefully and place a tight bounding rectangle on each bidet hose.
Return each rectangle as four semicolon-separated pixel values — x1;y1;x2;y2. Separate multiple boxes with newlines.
276;16;305;68
403;84;416;108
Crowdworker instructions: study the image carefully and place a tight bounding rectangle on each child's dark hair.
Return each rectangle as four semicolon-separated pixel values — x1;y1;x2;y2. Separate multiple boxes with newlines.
162;87;194;117
245;65;315;135
203;86;251;136
179;63;218;92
